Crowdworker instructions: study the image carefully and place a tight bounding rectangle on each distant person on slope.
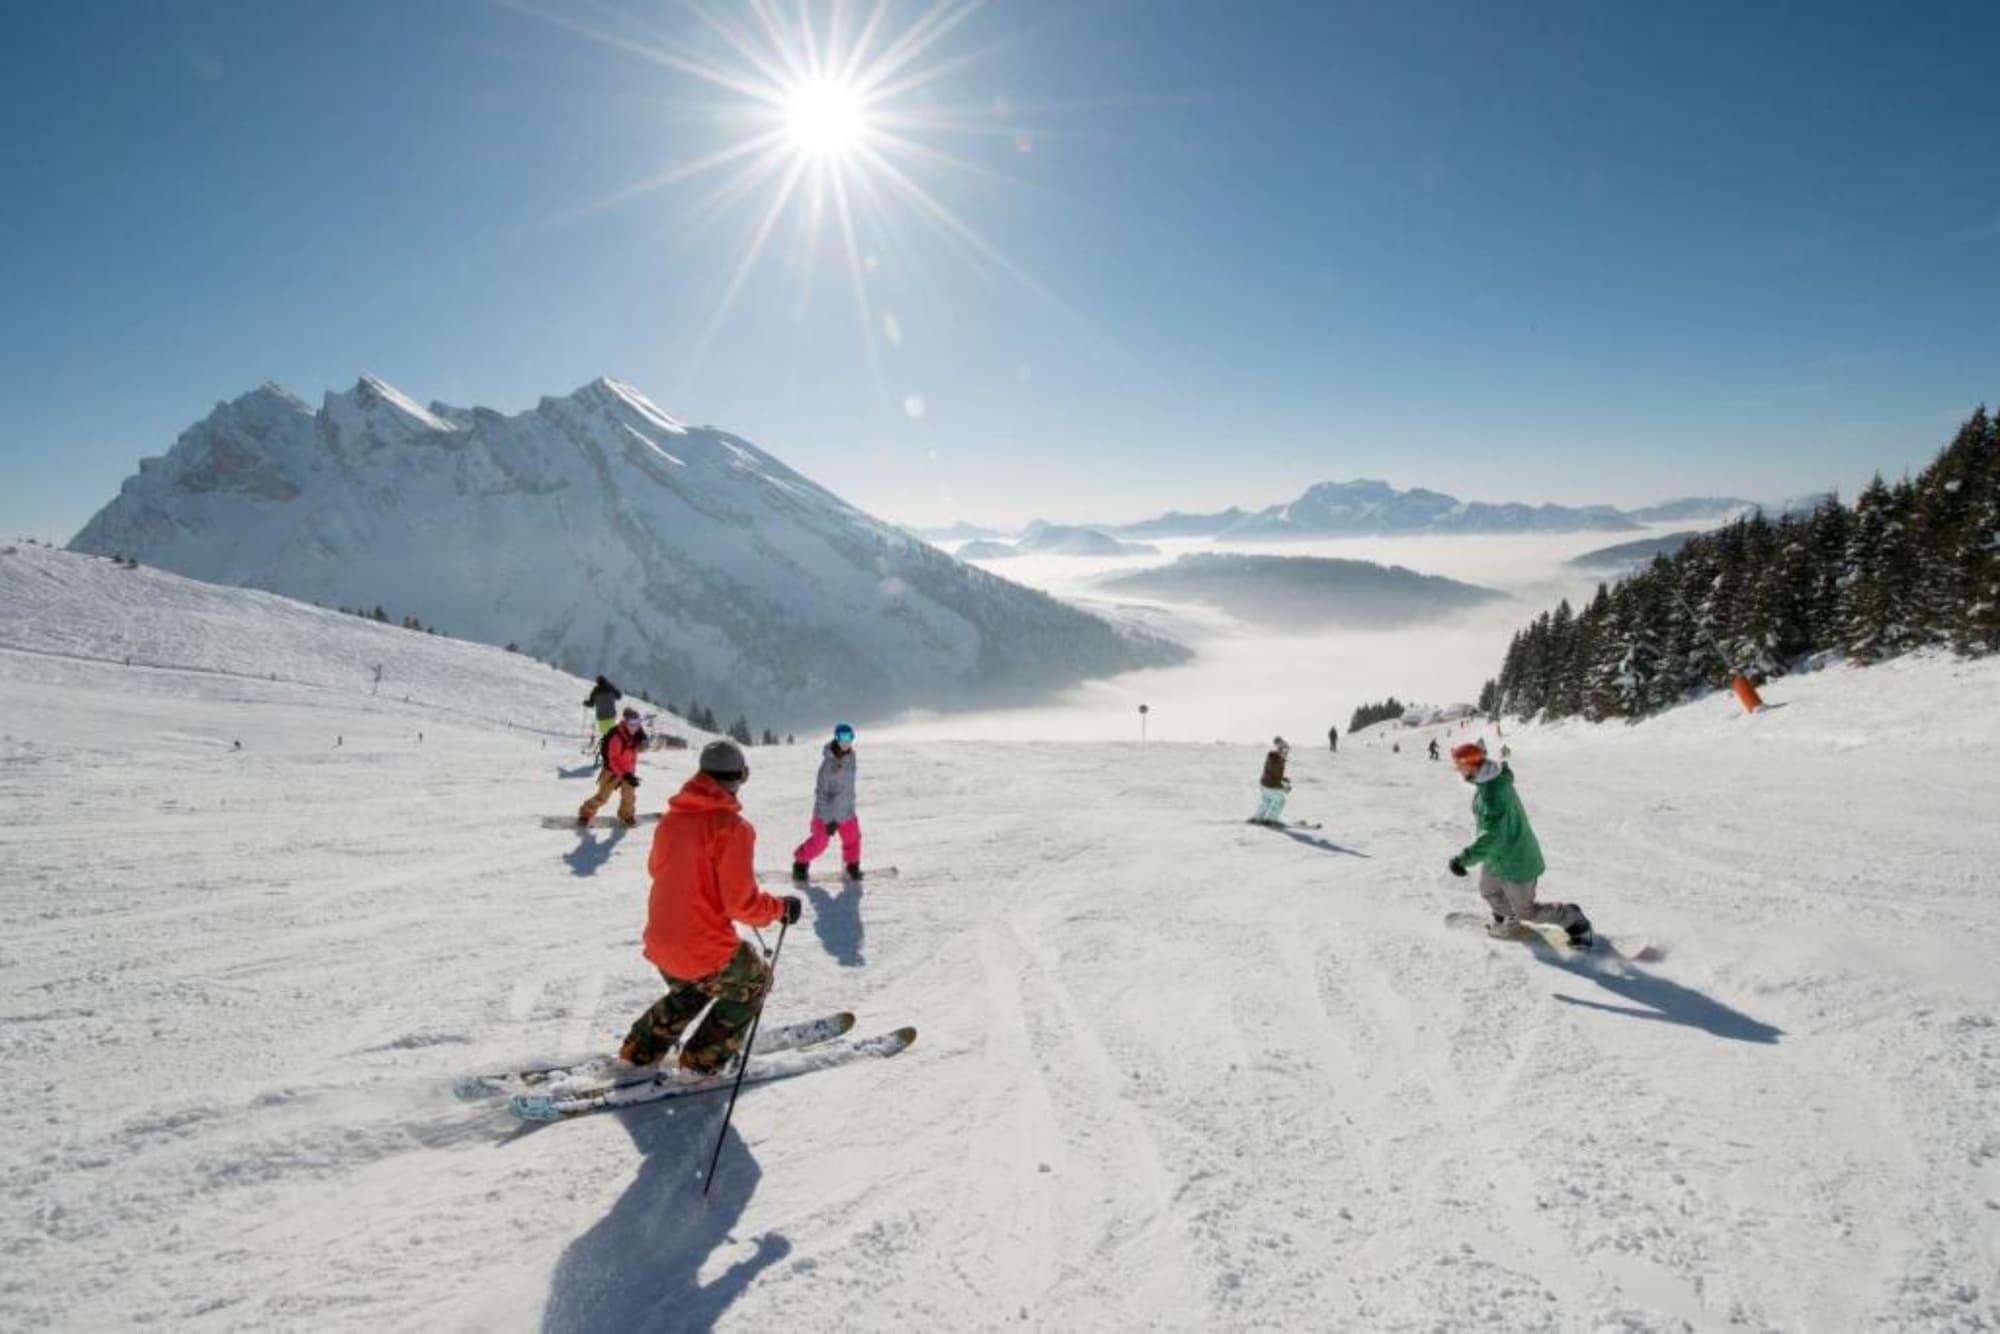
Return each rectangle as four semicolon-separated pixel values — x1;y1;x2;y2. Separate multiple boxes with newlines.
618;740;802;1074
1446;741;1593;947
792;723;863;882
1250;736;1292;826
1327;724;1338;754
1428;738;1440;761
577;707;648;827
583;675;622;740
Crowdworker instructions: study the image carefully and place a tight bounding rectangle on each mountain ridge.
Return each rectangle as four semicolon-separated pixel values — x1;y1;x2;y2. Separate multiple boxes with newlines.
71;375;1186;727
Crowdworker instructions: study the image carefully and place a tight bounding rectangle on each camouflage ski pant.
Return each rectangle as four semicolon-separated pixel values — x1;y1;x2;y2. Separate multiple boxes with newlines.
623;942;772;1074
578;769;637;825
1477;868;1587;931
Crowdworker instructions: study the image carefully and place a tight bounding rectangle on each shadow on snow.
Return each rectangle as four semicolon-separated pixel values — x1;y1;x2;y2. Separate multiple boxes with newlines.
540;1105;787;1332
803;880;866;968
1272;827;1371;858
557;763;599;780
1525;941;1783;1044
564;826;626;878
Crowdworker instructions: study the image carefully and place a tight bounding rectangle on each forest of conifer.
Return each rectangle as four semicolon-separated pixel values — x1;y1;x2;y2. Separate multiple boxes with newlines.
1483;406;2000;722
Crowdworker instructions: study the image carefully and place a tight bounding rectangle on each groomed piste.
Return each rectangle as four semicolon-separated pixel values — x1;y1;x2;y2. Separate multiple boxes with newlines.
3;545;1996;1330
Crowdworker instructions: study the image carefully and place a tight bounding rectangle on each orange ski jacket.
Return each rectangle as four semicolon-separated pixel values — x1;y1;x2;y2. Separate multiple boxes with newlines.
642;772;786;980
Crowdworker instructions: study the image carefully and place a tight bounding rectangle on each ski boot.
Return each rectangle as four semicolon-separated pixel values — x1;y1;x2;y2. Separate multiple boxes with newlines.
844;863;864;881
791;861;810;884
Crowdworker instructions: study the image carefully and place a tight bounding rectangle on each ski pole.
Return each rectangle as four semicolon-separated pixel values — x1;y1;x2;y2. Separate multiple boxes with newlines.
702;917;788;1197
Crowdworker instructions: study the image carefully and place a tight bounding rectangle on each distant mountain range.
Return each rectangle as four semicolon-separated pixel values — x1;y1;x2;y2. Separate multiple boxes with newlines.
70;375;1185;727
1098;553;1506;629
919;482;1834;543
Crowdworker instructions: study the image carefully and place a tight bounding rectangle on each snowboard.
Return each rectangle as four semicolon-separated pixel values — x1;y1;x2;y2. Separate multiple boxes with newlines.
756;865;898;885
454;1011;855;1104
541;812;661;831
507;1025;918;1122
1445;911;1664;962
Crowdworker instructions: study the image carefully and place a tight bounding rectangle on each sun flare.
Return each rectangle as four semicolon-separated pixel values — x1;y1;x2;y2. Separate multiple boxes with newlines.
783;77;868;160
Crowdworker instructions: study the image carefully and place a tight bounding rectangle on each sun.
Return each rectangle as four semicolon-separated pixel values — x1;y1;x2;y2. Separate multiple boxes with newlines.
518;0;1048;385
783;77;869;160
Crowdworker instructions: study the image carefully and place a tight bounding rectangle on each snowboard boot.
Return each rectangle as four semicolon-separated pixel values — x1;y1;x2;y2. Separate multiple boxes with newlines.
1566;917;1596;950
790;861;810;884
1485;916;1520;939
844;863;864;881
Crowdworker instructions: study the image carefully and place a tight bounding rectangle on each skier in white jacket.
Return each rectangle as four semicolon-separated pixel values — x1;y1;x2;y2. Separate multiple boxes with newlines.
791;722;863;882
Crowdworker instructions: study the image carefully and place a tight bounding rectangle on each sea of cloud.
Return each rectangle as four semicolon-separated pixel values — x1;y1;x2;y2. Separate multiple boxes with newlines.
880;527;1708;743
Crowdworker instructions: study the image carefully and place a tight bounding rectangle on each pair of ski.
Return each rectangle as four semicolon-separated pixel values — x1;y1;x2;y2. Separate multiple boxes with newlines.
1248;818;1324;831
457;1012;917;1122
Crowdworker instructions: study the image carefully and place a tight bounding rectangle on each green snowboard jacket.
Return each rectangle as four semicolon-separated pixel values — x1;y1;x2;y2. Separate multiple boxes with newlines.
1460;764;1546;883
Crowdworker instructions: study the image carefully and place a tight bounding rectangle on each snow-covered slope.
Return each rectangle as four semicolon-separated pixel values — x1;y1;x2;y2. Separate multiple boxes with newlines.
0;544;646;740
4;549;1996;1330
69;376;1183;728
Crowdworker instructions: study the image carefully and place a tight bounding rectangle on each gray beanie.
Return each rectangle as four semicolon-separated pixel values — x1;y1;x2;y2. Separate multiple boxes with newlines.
699;738;747;780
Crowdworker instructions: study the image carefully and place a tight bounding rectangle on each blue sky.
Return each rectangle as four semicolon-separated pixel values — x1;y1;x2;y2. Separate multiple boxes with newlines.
4;0;1997;539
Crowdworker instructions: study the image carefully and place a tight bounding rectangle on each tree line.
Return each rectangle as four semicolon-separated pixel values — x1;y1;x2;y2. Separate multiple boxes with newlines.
1348;697;1408;733
1484;405;1999;723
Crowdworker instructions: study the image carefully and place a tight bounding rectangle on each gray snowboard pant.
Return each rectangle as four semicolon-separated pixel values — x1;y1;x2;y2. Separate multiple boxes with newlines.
1478;868;1587;931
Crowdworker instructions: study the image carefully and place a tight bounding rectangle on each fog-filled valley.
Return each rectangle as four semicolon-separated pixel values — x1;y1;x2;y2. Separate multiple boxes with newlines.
884;527;1708;741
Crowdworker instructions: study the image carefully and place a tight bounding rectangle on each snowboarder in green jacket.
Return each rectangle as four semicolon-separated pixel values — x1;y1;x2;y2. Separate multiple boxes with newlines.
1447;741;1593;947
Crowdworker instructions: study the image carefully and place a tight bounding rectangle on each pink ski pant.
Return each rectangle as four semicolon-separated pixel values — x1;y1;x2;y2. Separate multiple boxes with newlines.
793;816;862;865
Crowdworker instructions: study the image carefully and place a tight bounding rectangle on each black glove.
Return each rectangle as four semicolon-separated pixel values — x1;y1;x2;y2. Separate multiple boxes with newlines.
623;773;640;789
780;896;803;926
824;819;840;837
1448;856;1467;878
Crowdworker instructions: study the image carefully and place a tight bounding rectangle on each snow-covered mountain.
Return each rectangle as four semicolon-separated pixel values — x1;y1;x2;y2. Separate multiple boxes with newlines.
1101;480;1641;540
1014;522;1159;557
70;376;1185;728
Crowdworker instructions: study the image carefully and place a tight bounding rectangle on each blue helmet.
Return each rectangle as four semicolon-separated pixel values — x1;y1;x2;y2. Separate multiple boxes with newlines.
832;722;855;743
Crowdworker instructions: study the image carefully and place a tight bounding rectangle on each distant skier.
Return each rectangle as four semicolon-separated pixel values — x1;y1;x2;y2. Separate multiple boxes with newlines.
1327;724;1338;754
793;723;863;881
1446;741;1592;947
1428;738;1440;761
1250;736;1292;826
617;740;802;1075
583;675;623;740
577;706;648;827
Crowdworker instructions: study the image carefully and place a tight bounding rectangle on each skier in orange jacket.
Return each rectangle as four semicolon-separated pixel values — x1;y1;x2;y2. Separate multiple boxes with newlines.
619;740;801;1074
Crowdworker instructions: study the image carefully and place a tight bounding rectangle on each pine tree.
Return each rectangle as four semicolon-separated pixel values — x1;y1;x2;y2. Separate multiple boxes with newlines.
727;716;753;745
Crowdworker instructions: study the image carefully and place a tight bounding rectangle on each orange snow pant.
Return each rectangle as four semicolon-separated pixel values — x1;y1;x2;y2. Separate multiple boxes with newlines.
578;769;638;825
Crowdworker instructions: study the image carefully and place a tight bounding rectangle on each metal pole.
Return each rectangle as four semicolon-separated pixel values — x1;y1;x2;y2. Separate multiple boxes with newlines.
702;918;789;1196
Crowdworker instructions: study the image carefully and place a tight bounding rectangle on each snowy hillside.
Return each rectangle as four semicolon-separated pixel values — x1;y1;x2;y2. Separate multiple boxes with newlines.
69;375;1183;729
4;550;1997;1330
0;544;636;740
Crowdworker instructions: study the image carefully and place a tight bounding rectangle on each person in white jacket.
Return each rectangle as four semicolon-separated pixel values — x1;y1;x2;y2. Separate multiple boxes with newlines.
791;722;863;881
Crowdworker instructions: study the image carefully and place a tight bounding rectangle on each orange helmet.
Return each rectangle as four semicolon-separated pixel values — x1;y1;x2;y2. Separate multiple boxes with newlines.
1450;741;1487;770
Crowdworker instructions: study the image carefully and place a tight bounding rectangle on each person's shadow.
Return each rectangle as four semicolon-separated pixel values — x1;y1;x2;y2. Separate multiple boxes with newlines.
1526;940;1783;1044
557;763;598;780
564;826;625;878
541;1107;789;1332
1274;827;1370;858
804;881;866;967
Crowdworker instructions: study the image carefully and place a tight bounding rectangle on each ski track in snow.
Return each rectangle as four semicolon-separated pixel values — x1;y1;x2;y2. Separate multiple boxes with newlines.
2;546;1998;1330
